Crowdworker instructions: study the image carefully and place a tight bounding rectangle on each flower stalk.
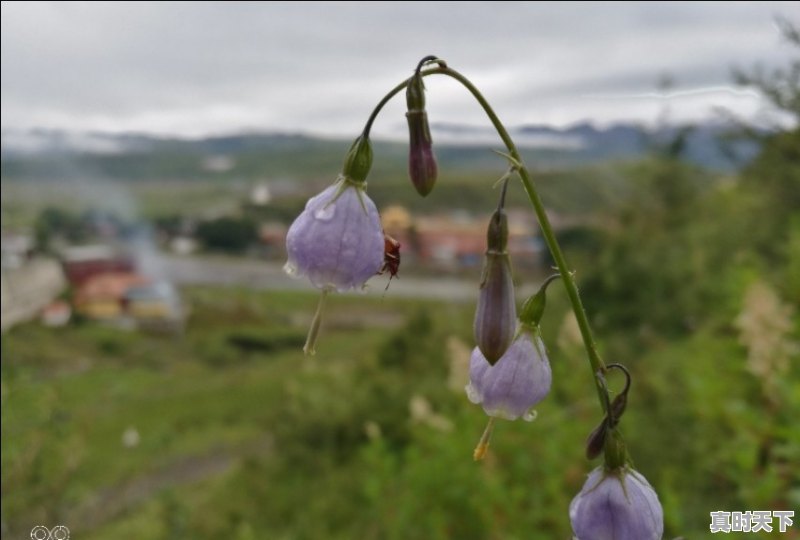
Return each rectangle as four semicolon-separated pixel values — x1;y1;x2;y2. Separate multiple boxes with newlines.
314;54;663;535
360;64;607;411
360;57;622;461
303;289;329;356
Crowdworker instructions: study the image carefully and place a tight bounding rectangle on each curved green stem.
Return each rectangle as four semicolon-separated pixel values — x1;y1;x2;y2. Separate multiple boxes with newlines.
362;65;608;414
435;67;608;413
362;78;410;138
362;58;444;138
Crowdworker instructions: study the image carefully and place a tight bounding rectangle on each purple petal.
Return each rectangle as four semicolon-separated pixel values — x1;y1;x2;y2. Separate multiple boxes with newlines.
473;253;516;364
466;332;552;420
569;467;664;540
285;180;384;292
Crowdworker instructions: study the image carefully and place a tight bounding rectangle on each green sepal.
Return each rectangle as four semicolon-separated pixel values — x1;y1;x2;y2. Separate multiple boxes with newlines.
406;72;426;111
342;135;373;184
603;428;629;470
519;273;561;328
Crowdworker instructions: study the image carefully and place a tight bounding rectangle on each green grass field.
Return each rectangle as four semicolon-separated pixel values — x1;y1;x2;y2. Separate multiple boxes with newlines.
3;284;797;539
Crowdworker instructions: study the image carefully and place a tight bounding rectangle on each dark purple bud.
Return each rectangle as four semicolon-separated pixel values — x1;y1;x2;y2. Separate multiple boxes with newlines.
569;467;664;540
609;392;628;426
406;73;437;197
585;418;608;460
474;207;515;364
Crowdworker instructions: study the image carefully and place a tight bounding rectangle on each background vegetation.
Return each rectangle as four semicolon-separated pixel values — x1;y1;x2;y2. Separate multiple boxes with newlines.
3;28;799;540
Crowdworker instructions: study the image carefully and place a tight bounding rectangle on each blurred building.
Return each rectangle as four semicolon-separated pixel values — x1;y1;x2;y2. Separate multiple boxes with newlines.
380;205;541;269
40;300;72;327
60;244;135;287
169;235;198;255
1;257;66;332
1;232;33;269
73;271;184;331
381;205;412;233
124;281;183;330
74;272;148;319
250;182;272;206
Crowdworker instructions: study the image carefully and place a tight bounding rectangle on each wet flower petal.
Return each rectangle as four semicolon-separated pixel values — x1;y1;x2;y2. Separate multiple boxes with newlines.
285;179;384;292
569;467;664;540
466;331;552;420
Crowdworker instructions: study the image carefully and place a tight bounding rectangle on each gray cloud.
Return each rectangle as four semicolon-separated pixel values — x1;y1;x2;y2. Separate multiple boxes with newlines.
1;1;796;137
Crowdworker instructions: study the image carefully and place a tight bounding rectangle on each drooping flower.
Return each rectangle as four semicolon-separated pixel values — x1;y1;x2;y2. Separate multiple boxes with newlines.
284;136;384;355
284;178;384;292
466;329;552;421
569;466;664;540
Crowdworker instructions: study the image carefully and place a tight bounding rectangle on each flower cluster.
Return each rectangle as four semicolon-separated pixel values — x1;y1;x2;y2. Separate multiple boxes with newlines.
283;55;664;539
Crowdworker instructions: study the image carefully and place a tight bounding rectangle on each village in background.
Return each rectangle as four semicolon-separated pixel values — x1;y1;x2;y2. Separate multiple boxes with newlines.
1;178;562;334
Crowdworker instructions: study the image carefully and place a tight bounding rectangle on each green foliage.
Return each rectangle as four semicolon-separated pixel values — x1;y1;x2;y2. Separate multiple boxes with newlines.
3;275;797;540
195;216;257;253
34;206;89;250
738;128;800;262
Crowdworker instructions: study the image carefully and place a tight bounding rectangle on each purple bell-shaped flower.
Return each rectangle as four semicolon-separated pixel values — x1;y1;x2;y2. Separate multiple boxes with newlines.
284;178;384;292
284;136;384;355
569;466;664;540
466;329;552;421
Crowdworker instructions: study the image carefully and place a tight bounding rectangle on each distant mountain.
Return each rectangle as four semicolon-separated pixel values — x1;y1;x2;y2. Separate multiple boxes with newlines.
0;121;759;182
428;121;759;170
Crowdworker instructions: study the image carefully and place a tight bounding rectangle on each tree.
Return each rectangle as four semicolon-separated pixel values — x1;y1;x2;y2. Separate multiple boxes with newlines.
733;18;800;265
195;216;257;254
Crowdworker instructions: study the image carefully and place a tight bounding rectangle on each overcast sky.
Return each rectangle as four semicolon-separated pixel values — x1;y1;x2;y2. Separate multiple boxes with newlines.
1;1;797;139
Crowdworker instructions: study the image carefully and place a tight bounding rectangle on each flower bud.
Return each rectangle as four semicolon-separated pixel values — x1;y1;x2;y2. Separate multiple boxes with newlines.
486;206;508;252
474;207;515;364
406;73;437;197
569;467;664;540
584;418;608;460
519;273;560;329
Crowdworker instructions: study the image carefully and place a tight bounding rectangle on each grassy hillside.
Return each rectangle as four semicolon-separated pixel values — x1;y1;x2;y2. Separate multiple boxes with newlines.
2;283;797;539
